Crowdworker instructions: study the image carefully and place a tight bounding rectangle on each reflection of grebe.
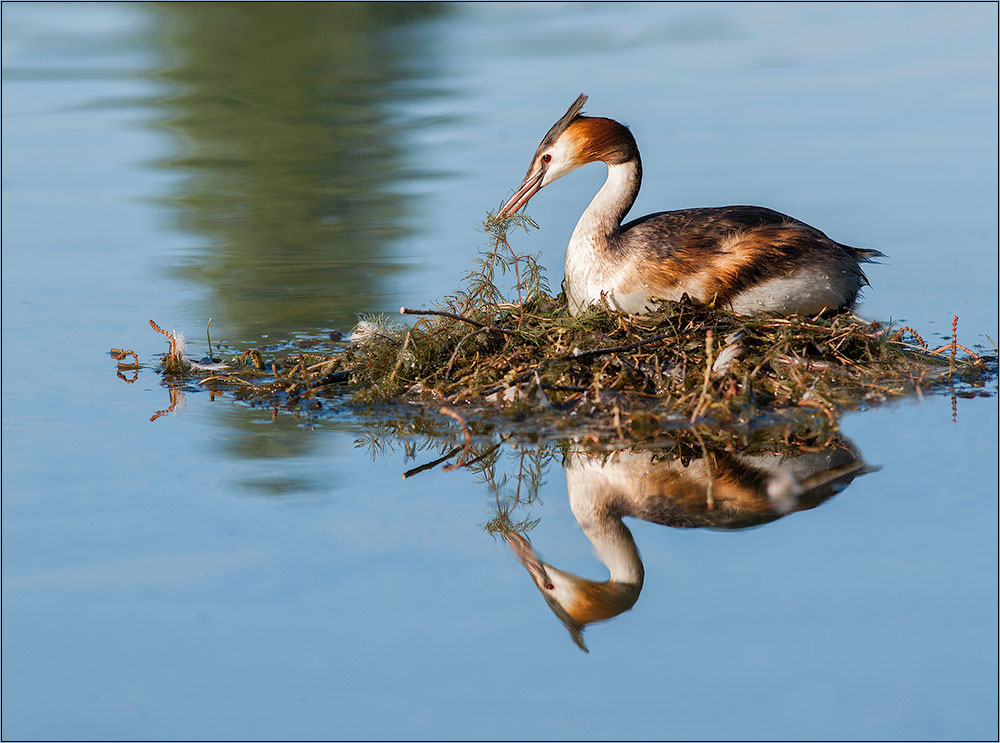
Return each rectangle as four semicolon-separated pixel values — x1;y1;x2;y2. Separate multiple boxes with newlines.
508;440;870;651
498;94;883;317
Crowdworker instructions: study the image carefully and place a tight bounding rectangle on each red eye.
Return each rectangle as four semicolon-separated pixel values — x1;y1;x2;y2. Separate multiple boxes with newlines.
545;583;555;590
541;154;551;163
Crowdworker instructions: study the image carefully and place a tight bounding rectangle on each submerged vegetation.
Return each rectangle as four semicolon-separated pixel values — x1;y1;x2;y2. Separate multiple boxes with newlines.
122;212;994;439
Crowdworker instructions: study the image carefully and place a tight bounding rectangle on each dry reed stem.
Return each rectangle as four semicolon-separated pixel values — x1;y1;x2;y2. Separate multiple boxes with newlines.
197;375;258;387
892;326;927;348
444;327;489;378
401;306;486;328
388;329;412;386
690;330;714;423
149;319;177;358
110;348;139;369
931;342;981;361
950;316;958;373
240;349;264;369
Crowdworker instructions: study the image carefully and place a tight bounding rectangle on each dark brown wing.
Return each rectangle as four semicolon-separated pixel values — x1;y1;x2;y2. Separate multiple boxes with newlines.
621;205;798;235
617;205;883;306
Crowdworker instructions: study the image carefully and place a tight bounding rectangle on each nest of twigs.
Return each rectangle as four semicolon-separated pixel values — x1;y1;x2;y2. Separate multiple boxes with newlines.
127;213;994;436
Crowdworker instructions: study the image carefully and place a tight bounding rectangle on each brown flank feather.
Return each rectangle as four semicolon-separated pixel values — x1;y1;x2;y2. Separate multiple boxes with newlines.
620;206;878;308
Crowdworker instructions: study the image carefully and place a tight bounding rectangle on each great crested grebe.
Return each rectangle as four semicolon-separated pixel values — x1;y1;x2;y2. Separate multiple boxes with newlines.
498;94;883;317
508;440;870;651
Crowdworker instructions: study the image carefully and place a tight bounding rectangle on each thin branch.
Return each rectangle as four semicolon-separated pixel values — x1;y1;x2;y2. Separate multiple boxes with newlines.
444;327;490;378
401;446;463;480
570;332;672;360
481;331;673;396
400;306;486;328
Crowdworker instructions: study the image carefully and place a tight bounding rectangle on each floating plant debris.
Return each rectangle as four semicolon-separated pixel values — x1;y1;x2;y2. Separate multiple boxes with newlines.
127;212;995;437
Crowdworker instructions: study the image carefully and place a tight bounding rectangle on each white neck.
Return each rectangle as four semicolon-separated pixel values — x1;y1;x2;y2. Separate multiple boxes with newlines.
568;160;641;252
564;160;643;314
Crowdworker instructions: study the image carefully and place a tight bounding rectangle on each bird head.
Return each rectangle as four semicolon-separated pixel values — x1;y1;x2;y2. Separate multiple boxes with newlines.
505;531;642;653
497;94;639;218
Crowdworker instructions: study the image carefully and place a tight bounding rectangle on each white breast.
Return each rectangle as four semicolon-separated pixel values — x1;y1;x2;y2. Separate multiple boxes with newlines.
564;241;654;314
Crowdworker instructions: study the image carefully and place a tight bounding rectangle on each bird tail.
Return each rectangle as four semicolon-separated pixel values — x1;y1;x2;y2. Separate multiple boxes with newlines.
839;244;885;289
842;244;887;263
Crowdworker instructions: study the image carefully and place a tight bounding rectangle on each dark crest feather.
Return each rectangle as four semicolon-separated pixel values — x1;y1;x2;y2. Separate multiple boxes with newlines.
540;93;588;148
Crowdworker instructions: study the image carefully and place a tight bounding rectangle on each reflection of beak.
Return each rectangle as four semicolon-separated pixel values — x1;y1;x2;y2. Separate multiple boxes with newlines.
498;168;544;218
505;532;552;589
505;531;589;653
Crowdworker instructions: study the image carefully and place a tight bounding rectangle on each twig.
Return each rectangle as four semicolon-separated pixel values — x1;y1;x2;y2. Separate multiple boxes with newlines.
389;329;413;386
149;319;177;358
197;375;259;387
930;342;980;361
112;347;139;383
481;331;673;397
571;332;672;360
951;316;957;373
891;326;926;347
401;306;486;328
110;348;139;369
401;446;463;480
444;327;489;378
295;356;311;399
236;349;263;369
690;330;714;423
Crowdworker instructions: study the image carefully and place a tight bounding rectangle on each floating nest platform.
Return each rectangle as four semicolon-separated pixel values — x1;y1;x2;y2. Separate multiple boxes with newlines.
122;215;995;440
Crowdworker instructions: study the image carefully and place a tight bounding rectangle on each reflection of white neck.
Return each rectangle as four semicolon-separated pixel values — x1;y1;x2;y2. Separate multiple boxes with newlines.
565;456;644;586
521;443;867;651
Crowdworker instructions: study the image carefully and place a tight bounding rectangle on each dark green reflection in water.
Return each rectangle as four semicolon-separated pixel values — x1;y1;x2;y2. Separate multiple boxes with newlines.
146;2;445;344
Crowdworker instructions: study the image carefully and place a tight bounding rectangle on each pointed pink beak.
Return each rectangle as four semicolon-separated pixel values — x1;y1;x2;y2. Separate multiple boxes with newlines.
498;169;544;218
505;532;551;588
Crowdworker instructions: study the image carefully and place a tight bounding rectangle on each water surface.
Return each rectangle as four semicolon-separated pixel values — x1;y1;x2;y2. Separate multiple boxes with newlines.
2;3;997;740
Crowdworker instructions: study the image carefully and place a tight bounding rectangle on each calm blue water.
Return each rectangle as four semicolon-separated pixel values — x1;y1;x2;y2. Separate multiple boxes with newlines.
2;3;997;740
